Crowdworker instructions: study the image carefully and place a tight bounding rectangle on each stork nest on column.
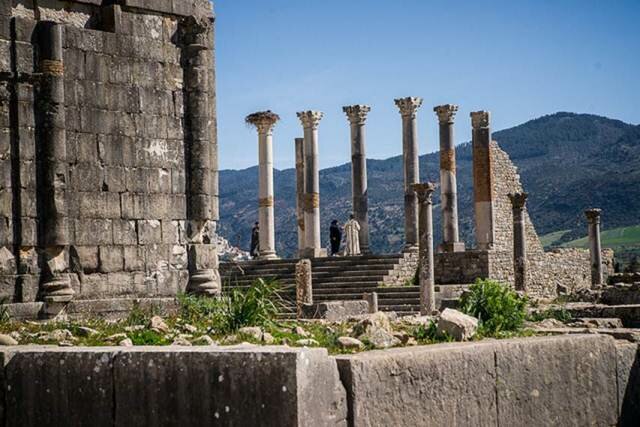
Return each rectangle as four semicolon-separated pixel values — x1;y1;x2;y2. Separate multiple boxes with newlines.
245;110;281;126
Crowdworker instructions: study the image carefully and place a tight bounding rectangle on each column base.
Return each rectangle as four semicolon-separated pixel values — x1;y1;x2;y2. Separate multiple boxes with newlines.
299;248;327;259
437;242;466;253
41;275;75;304
258;252;279;261
187;269;221;296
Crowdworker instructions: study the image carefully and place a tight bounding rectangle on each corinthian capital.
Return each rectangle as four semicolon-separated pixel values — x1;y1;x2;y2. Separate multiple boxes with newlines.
297;111;324;130
585;208;602;224
394;97;423;118
412;182;436;203
343;105;371;125
434;104;459;124
246;111;280;135
470;111;490;129
508;192;528;210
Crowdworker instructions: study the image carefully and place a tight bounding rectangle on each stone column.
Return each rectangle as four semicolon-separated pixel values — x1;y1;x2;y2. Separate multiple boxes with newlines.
343;105;371;254
413;182;436;315
295;259;313;318
297;111;324;258
246;112;280;260
585;209;604;285
295;138;306;256
182;17;220;296
471;111;495;250
37;21;74;303
395;97;423;252
509;193;528;291
434;104;465;253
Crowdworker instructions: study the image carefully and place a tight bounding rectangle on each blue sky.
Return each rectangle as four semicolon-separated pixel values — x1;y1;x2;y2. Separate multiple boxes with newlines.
214;0;640;170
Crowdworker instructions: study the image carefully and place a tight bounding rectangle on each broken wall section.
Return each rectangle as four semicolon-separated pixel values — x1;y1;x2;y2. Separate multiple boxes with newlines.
0;0;219;304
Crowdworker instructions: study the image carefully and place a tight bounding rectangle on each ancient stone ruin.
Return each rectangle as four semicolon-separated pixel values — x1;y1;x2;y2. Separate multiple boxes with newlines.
0;0;220;318
0;0;615;320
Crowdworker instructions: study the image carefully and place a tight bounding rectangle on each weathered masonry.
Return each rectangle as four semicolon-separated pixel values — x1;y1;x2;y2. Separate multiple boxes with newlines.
0;0;220;312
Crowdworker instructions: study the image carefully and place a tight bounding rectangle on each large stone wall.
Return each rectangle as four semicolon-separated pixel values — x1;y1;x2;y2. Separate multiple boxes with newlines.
0;0;219;306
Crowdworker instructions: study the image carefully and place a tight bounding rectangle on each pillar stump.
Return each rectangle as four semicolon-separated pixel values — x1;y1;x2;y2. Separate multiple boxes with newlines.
343;105;371;254
434;104;465;253
585;209;604;285
413;182;436;315
471;111;495;250
509;193;528;291
246;111;280;260
295;259;313;318
395;97;423;252
297;111;324;258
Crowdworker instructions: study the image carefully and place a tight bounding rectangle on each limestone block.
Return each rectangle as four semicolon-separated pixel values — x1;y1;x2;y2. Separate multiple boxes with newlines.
494;335;618;427
616;342;640;423
123;246;145;271
74;245;99;272
302;301;369;321
437;308;478;341
336;343;498;426
74;219;113;245
98;246;124;273
3;348;117;427
112;219;137;245
113;346;347;426
137;219;162;245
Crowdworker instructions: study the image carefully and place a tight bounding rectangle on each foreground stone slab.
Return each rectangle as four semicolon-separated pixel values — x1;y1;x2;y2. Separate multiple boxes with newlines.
1;346;347;427
3;347;117;427
336;335;620;427
336;342;498;426
494;335;618;426
616;342;640;425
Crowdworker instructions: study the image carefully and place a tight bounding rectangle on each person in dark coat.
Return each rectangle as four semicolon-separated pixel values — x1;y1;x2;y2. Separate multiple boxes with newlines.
250;222;260;258
329;220;342;256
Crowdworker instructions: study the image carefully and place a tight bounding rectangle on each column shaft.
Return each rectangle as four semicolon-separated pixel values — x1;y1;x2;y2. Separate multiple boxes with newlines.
258;129;276;259
297;111;323;258
395;98;423;252
183;18;219;296
295;138;305;255
435;105;464;253
37;21;74;303
343;105;370;254
414;183;436;315
471;111;495;250
303;125;321;253
586;209;604;285
509;193;528;291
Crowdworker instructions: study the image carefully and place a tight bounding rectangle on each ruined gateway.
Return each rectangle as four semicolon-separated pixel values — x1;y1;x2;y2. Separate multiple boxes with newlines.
0;0;615;319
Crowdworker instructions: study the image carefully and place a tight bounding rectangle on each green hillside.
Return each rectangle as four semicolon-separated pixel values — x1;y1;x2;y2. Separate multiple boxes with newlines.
561;225;640;249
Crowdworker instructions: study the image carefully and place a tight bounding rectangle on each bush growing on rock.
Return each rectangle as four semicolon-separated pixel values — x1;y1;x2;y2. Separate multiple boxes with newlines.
460;279;527;336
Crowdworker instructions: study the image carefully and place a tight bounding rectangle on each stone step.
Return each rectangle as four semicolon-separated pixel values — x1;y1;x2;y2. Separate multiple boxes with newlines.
311;265;396;273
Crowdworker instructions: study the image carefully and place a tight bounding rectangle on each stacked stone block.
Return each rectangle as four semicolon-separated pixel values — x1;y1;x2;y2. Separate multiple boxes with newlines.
0;0;219;307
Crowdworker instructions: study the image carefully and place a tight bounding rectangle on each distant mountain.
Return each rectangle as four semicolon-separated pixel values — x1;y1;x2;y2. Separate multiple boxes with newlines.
218;113;640;258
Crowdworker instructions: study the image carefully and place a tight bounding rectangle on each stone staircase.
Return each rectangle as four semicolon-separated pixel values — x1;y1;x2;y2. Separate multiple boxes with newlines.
220;254;470;317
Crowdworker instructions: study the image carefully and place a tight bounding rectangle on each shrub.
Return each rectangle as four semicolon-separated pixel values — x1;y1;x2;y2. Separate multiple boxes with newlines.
179;278;285;334
460;279;527;335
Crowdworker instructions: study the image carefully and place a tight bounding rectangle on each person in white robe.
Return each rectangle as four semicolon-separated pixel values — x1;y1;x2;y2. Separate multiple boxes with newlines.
344;215;361;256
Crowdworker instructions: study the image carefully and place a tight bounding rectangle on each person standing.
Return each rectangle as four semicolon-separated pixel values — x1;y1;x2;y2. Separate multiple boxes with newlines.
344;214;361;256
329;220;342;256
250;222;260;259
